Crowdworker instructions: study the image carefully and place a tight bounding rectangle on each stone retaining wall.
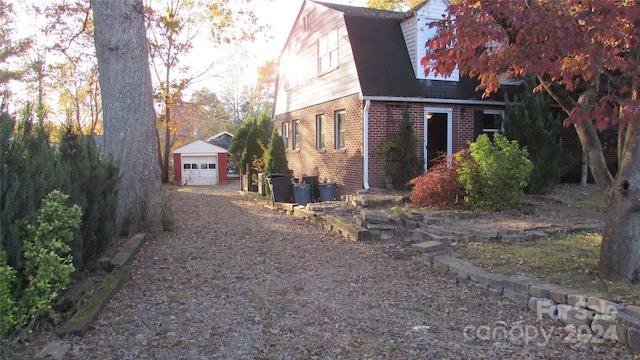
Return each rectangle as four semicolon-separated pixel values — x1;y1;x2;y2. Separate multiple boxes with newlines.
273;200;639;353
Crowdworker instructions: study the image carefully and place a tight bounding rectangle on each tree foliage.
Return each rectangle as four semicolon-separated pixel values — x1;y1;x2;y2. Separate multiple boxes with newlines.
145;0;267;182
188;88;234;138
266;126;288;175
0;106;118;271
422;0;640;282
0;191;80;341
410;152;466;209
504;77;562;195
0;0;32;88
40;0;101;134
456;134;533;211
366;0;424;11
374;105;423;189
229;111;273;174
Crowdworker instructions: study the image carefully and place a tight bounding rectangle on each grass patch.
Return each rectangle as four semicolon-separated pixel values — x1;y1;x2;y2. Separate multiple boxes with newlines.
459;232;640;305
574;193;606;212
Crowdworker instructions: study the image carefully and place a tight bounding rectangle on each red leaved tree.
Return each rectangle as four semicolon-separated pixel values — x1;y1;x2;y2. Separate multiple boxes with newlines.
422;0;640;282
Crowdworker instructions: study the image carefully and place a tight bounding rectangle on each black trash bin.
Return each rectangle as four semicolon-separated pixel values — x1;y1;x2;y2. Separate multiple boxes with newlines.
301;175;319;202
268;173;292;205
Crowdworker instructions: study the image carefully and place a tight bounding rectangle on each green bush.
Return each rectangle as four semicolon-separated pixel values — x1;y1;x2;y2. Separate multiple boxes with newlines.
0;107;57;271
0;191;81;339
0;252;18;335
456;134;533;210
56;128;119;268
375;105;423;189
1;109;118;272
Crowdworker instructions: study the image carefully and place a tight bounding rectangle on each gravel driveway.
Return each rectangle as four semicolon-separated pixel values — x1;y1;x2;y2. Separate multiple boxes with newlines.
67;182;632;359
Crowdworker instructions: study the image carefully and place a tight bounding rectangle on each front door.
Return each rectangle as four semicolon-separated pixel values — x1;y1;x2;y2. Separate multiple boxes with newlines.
424;108;452;170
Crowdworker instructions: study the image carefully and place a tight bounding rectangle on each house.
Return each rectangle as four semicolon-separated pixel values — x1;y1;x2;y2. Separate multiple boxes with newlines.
205;131;235;151
273;0;521;195
172;140;228;185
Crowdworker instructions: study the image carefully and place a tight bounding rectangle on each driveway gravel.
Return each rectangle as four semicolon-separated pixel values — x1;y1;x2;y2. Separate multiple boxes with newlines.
66;182;634;359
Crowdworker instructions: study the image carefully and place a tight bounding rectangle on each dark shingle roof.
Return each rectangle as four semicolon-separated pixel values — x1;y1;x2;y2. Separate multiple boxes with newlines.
312;1;408;20
345;14;514;101
205;132;234;151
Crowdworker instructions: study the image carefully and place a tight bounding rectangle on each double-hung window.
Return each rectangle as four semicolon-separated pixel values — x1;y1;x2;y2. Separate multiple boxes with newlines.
334;110;346;149
318;28;339;74
282;122;289;149
316;114;326;150
482;110;505;139
292;120;300;150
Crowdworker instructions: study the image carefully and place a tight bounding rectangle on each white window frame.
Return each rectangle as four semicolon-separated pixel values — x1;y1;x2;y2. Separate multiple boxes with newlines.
292;120;300;150
334;110;346;149
282;122;289;149
316;114;326;150
482;109;505;135
318;28;339;74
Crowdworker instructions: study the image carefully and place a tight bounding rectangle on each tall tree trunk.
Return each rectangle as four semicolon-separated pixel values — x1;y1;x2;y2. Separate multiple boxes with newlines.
599;116;640;282
162;106;171;183
542;79;639;282
92;0;164;235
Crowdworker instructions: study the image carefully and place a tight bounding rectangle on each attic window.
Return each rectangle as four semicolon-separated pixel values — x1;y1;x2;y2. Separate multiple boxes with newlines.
318;28;339;74
303;14;310;31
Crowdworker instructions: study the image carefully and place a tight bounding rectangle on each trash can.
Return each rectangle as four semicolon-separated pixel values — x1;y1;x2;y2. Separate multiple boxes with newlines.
268;173;292;204
301;175;318;202
318;182;337;202
293;183;311;206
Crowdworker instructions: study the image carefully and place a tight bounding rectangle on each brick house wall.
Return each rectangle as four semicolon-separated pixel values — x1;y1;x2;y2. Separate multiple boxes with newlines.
367;102;506;189
275;94;364;195
277;95;509;195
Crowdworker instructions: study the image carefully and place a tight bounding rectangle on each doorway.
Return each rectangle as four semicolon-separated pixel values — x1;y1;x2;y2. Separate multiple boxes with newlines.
424;108;452;170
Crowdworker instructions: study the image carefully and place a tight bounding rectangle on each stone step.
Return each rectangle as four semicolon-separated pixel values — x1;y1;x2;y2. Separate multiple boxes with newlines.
411;228;453;245
410;240;447;253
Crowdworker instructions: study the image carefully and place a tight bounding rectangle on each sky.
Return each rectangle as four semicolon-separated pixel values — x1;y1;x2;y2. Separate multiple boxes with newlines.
187;0;369;92
8;0;370;115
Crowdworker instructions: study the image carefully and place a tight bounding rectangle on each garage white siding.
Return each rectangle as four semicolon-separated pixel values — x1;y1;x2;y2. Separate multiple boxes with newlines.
182;155;218;185
172;140;228;186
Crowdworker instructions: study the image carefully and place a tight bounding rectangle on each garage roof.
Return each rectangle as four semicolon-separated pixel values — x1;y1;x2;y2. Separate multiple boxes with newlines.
172;140;228;155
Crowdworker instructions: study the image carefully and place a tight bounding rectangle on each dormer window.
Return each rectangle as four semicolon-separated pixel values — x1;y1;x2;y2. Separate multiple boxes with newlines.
303;14;310;31
318;28;339;74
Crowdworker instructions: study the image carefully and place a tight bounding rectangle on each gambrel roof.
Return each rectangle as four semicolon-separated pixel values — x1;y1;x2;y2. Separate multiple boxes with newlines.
312;0;517;102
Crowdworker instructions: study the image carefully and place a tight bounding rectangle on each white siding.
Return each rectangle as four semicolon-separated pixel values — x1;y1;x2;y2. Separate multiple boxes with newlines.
400;16;417;72
403;0;459;81
275;2;361;116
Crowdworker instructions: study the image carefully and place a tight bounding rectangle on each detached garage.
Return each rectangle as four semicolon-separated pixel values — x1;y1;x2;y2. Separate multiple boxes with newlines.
172;140;228;185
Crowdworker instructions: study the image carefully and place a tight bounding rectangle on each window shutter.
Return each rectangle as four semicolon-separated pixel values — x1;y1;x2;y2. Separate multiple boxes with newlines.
473;110;484;140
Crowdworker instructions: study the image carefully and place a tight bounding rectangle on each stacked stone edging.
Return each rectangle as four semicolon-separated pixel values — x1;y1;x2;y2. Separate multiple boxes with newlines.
268;197;635;353
57;233;147;338
414;252;640;351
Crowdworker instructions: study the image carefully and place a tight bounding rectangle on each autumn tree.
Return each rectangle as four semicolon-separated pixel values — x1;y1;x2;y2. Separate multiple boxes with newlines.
423;0;640;282
92;0;165;235
366;0;423;11
38;0;102;134
145;0;266;182
189;88;234;138
0;0;32;91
